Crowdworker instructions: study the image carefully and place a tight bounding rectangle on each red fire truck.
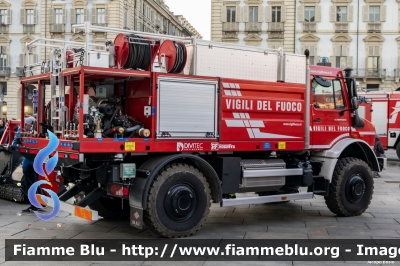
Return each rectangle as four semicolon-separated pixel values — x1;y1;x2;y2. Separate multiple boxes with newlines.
0;23;379;238
359;91;400;159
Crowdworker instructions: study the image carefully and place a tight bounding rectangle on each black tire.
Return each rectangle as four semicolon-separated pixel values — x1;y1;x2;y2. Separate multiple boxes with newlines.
325;157;374;217
89;196;130;220
396;143;400;160
144;163;211;238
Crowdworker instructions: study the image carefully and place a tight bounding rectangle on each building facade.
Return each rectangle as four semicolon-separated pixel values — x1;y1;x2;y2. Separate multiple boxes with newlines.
0;0;201;119
211;0;400;92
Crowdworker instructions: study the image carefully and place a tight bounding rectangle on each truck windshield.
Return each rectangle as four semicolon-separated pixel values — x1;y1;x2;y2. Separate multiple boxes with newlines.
312;79;345;109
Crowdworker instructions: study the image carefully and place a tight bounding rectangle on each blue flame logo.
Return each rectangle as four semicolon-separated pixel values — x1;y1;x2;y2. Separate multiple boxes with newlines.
28;130;60;220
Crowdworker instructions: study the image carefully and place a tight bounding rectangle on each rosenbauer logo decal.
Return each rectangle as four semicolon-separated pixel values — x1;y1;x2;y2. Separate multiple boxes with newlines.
28;130;61;221
211;143;236;151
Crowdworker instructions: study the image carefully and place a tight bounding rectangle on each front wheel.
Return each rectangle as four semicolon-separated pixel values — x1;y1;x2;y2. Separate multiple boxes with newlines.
144;163;211;238
325;157;374;217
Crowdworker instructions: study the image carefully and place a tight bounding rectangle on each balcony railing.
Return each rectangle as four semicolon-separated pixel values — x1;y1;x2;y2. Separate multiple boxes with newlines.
49;24;65;33
245;22;261;32
335;22;348;33
268;22;284;32
353;68;386;78
0;67;11;77
23;25;35;34
368;22;381;33
0;25;9;34
223;22;239;32
303;22;316;32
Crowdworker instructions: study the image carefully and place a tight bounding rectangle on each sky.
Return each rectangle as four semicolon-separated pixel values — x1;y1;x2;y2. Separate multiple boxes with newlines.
165;0;211;40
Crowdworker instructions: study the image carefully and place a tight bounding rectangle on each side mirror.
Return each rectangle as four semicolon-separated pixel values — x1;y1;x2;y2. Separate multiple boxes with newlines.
351;97;359;110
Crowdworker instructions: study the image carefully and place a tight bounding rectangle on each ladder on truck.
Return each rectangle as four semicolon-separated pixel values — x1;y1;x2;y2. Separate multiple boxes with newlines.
50;48;67;136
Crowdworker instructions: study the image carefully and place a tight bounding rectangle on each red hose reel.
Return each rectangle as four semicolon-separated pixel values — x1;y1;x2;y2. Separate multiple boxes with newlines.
113;34;187;73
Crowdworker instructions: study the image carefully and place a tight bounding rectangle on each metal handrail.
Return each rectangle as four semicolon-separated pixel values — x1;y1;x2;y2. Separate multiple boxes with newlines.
24;32;108;73
23;21;293;78
72;23;192;42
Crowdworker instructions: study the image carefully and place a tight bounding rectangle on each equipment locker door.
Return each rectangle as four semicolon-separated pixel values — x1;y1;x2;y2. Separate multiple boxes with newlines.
310;78;351;149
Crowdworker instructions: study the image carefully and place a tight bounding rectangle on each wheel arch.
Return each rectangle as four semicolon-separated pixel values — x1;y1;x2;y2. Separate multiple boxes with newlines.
129;154;222;210
311;138;379;182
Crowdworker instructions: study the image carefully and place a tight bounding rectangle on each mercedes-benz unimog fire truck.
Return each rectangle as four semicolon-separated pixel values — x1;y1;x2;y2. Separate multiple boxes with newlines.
0;23;379;238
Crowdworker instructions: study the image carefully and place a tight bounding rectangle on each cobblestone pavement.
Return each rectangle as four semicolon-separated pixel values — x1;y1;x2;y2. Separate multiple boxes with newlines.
0;161;399;266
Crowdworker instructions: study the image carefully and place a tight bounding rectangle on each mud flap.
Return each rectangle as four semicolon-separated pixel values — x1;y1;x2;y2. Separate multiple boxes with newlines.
130;207;144;229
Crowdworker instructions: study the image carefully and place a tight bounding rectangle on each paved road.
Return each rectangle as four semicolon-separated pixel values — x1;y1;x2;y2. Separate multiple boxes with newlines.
386;150;399;161
0;161;400;266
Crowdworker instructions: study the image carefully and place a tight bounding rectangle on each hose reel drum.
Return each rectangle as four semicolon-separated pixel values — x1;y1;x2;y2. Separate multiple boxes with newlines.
113;34;187;73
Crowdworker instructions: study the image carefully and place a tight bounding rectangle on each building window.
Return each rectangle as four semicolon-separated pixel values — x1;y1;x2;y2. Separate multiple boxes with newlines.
368;45;379;74
313;79;345;109
124;9;129;28
55;9;63;24
368;56;379;71
26;9;34;24
336;6;347;22
366;84;379;91
76;8;84;24
336;45;347;69
0;54;7;67
0;10;7;25
227;6;236;22
249;6;258;22
304;6;315;22
97;8;105;24
272;7;281;22
369;6;380;22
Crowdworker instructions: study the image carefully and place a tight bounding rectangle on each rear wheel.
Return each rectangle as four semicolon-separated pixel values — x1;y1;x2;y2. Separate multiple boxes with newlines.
325;157;373;216
144;163;211;238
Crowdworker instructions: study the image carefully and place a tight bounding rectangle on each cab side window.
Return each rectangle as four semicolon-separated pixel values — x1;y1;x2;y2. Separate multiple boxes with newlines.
313;79;345;109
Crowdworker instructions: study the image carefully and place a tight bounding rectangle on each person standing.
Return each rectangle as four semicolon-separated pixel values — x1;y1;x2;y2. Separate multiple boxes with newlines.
0;119;5;140
374;133;385;178
13;117;44;212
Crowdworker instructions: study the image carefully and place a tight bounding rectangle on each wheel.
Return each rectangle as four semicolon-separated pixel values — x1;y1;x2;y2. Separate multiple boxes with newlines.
325;157;374;217
89;196;130;219
396;143;400;159
144;163;211;238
